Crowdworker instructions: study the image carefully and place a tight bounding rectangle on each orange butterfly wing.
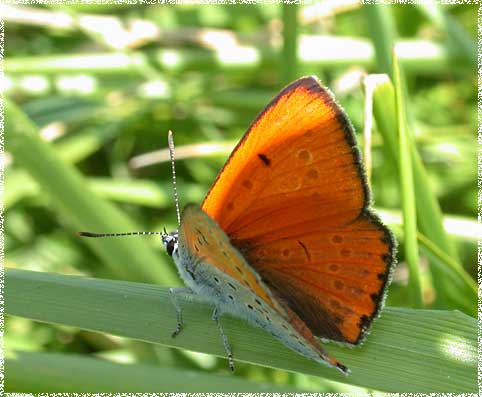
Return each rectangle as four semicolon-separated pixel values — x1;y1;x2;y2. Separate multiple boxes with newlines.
202;76;396;344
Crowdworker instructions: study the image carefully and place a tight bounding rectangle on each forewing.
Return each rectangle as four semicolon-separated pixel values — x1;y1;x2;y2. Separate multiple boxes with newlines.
202;76;368;237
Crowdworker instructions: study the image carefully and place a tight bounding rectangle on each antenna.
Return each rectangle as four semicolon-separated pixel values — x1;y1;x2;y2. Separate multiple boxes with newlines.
168;130;181;226
77;231;163;238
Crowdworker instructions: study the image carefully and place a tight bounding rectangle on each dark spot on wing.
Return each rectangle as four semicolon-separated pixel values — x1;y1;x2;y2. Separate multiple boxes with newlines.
258;153;271;166
186;268;196;281
242;179;253;189
195;228;208;244
298;240;311;261
334;280;344;290
290;333;300;340
235;265;244;275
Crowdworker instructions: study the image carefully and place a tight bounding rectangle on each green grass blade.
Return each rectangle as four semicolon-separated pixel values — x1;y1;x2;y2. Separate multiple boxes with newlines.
6;124;120;209
371;77;475;315
372;79;459;259
393;52;423;308
5;99;177;285
388;223;476;316
364;4;396;75
6;350;303;392
417;232;477;296
281;3;299;84
6;269;476;393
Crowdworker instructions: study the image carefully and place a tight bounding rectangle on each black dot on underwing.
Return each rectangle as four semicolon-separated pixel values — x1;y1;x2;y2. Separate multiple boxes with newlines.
235;265;244;275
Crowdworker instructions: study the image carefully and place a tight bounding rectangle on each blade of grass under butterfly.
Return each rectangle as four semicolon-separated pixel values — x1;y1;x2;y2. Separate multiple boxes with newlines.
5;99;178;285
6;269;476;393
5;350;304;392
371;77;475;315
392;52;424;308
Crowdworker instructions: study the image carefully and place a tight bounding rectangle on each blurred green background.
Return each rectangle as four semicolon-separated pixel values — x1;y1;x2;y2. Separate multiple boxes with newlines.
4;2;478;393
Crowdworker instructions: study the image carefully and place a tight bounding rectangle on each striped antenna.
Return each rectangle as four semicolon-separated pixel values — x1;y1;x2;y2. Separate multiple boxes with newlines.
168;130;181;226
77;231;163;238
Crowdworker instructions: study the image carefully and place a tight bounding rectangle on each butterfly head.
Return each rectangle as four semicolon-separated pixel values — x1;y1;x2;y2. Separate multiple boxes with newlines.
162;228;179;256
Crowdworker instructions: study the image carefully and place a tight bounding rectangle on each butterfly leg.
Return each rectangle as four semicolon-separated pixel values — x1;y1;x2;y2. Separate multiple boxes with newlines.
212;307;235;371
169;287;193;338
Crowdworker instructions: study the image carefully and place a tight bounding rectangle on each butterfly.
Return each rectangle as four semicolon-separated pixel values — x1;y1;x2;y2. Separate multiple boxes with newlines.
161;76;396;374
80;76;396;375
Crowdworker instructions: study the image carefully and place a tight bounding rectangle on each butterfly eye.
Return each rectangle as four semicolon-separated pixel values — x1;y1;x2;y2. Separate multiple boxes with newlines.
162;231;179;256
167;240;177;256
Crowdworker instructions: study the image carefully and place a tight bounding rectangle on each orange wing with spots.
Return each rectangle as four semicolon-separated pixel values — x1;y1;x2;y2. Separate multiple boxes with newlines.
202;76;396;344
